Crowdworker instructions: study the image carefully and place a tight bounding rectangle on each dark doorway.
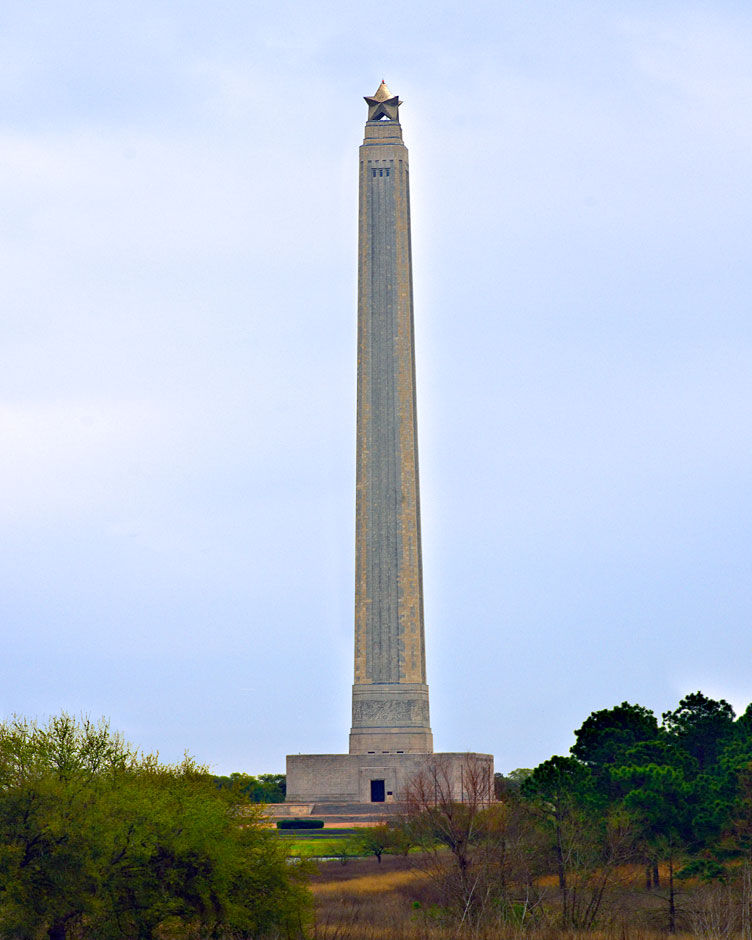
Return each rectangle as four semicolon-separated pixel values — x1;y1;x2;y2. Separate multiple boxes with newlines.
370;779;385;802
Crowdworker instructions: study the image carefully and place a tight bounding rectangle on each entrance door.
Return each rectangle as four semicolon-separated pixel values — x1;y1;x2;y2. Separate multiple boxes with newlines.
370;779;385;803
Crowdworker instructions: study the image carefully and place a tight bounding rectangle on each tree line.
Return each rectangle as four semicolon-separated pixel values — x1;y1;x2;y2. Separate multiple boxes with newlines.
355;691;752;933
4;692;752;937
513;691;752;930
212;771;286;803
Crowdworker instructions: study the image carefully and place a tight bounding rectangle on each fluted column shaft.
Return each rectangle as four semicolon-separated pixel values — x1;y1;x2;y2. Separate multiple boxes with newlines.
350;115;433;756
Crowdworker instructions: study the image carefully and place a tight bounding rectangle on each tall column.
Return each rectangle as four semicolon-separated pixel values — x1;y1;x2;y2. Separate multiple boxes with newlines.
350;82;433;755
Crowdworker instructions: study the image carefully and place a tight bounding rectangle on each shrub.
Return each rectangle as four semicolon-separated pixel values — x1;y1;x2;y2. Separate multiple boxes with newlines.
277;818;325;829
0;714;310;939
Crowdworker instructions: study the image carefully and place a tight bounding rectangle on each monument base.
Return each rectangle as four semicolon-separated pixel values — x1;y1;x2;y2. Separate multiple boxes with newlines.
349;682;433;754
286;752;494;805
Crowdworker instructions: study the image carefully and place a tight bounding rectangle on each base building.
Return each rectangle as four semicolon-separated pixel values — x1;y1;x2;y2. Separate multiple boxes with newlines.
285;83;492;811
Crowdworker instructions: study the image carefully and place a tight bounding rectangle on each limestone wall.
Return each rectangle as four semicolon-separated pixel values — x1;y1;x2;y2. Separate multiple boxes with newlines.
286;752;494;805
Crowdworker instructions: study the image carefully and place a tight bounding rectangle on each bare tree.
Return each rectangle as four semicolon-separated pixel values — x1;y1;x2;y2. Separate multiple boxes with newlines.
400;754;500;923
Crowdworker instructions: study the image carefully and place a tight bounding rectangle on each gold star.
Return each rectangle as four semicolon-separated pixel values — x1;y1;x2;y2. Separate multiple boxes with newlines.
364;79;401;122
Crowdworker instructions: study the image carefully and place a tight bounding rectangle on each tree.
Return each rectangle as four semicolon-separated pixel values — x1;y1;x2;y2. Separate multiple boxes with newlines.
213;771;286;803
616;762;693;932
401;754;496;922
348;823;405;863
494;768;532;800
522;756;592;925
571;702;660;770
663;692;736;776
0;714;308;939
521;755;631;928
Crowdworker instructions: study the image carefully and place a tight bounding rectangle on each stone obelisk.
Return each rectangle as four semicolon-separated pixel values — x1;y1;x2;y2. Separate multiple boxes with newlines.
349;81;433;755
283;84;492;808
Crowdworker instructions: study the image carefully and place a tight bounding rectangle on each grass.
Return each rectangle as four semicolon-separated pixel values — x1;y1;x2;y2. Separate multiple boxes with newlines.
286;838;355;857
307;855;743;940
312;866;425;896
276;827;364;858
277;828;359;839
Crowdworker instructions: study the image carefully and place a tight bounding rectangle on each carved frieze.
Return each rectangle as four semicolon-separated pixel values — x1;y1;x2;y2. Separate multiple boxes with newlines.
352;698;429;727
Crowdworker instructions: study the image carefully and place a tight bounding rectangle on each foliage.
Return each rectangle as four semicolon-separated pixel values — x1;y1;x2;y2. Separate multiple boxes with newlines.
663;692;736;775
521;757;633;928
0;714;309;940
571;701;660;770
387;691;752;933
494;768;532;799
277;818;325;829
677;858;727;883
347;823;412;863
213;770;286;802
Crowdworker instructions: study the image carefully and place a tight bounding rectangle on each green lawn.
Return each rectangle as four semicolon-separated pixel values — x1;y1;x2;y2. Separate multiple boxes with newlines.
276;827;363;858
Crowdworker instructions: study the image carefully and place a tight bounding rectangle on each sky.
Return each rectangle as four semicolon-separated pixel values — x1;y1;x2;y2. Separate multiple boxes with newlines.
2;0;751;776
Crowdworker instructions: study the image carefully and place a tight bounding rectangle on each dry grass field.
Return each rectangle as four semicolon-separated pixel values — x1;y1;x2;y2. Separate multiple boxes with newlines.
308;854;744;940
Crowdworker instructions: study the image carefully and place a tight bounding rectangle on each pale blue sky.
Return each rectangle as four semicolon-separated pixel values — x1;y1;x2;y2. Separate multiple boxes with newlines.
2;1;751;774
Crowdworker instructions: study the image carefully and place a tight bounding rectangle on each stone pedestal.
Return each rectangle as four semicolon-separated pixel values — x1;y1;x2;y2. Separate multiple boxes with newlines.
349;683;432;754
286;752;493;805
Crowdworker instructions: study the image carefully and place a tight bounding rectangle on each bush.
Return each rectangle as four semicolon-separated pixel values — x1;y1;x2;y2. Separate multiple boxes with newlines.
276;818;325;829
0;714;310;939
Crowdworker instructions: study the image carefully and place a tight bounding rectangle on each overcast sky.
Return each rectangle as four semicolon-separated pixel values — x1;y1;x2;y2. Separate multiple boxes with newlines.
2;1;751;776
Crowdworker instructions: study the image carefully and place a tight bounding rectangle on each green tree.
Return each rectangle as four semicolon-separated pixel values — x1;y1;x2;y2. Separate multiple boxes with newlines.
663;692;736;776
214;771;286;803
0;714;308;939
616;762;694;932
522;755;633;929
348;823;398;863
571;702;660;771
494;768;532;800
522;756;597;926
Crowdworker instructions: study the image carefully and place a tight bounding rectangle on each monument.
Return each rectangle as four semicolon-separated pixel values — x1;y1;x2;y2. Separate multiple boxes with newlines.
285;82;493;809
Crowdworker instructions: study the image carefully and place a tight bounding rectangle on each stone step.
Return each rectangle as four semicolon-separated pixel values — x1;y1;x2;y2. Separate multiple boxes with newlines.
311;801;406;816
265;802;314;817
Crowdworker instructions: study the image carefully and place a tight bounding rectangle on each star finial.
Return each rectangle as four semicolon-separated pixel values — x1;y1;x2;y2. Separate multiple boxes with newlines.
364;80;401;122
